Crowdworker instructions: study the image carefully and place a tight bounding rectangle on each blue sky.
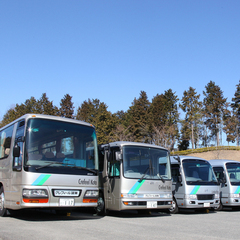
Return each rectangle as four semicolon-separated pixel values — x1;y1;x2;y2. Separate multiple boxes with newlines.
1;0;240;125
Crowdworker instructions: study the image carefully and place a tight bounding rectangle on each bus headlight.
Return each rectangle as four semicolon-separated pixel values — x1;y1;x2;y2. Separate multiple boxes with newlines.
185;194;197;200
229;193;240;198
23;189;48;198
84;190;98;197
83;190;98;203
214;193;220;199
22;189;48;203
160;193;172;199
121;193;138;198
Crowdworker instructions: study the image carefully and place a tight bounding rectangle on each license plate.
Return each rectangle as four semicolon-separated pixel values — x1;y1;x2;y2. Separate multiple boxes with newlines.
147;201;157;208
204;202;210;207
59;198;75;206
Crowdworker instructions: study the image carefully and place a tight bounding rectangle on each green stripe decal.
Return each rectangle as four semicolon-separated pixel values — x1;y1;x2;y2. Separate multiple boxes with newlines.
190;185;200;195
128;180;145;194
32;174;51;186
234;186;240;194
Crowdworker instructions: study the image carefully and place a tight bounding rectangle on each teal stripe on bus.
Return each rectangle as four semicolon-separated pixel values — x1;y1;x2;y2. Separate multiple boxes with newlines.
128;180;145;194
190;185;200;195
32;174;51;186
234;186;240;194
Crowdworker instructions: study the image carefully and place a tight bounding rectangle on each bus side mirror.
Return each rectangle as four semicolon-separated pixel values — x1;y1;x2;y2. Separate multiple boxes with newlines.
178;175;182;183
220;177;226;184
13;145;20;158
115;151;122;161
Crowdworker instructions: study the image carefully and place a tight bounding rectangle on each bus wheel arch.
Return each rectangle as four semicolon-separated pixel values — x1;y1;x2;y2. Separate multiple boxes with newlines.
0;185;7;217
214;201;223;211
169;197;179;214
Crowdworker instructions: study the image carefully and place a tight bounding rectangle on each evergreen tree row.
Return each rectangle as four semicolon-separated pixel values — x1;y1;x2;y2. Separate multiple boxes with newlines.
1;80;240;150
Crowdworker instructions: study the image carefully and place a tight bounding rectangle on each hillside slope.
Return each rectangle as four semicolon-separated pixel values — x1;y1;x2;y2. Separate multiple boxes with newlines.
185;150;240;161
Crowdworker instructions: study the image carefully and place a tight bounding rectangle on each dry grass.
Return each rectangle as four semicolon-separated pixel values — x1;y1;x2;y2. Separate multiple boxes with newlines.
185;150;240;161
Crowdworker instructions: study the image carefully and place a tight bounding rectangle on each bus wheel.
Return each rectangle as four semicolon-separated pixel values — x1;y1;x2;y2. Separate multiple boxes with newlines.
95;194;106;216
169;198;179;214
214;202;223;211
0;186;7;217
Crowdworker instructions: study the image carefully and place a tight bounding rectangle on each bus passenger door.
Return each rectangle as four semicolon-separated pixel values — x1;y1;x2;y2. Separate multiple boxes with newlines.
171;164;183;204
11;120;25;205
104;148;121;210
213;167;227;203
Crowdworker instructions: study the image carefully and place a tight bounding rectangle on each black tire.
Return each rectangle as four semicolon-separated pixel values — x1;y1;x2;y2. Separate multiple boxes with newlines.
214;201;223;211
0;186;7;217
169;198;179;214
95;193;107;216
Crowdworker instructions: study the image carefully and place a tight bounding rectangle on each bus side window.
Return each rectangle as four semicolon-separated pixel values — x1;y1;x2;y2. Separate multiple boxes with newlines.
171;164;180;183
98;149;104;172
213;167;224;183
13;120;25;169
107;148;120;177
0;125;14;159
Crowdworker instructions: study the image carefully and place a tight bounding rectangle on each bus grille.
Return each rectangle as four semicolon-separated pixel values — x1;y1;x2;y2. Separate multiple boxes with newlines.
197;194;214;200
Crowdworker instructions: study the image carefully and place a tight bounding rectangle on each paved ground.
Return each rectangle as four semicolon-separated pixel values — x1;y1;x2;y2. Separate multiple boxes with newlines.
0;208;239;240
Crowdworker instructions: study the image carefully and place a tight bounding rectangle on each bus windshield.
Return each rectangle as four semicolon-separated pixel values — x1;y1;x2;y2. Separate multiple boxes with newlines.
123;146;171;180
226;163;240;186
183;159;218;185
24;118;98;175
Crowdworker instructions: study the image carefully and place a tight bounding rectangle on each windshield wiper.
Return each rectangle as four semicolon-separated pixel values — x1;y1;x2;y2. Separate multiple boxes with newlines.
139;167;150;182
157;173;165;183
72;166;97;174
35;162;97;174
35;162;64;170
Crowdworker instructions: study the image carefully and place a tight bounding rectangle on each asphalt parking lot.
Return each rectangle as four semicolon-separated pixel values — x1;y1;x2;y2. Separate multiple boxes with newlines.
0;207;239;240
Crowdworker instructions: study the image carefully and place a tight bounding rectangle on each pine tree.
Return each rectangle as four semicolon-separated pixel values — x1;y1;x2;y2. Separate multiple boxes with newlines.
203;81;227;146
223;104;238;145
76;99;116;144
179;87;202;149
231;80;240;146
59;94;74;118
150;89;179;150
36;93;58;115
127;91;151;143
178;120;190;150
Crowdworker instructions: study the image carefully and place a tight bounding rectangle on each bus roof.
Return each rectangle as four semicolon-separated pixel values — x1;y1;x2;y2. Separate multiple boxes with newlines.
0;113;94;130
170;155;209;164
100;141;168;151
209;159;240;166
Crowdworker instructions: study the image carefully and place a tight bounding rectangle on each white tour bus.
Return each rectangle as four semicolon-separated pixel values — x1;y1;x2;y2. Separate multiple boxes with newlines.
209;159;240;210
170;156;220;213
96;141;172;215
0;114;99;216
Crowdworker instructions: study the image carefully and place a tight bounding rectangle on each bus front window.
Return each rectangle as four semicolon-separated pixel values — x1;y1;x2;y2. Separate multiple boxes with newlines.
24;118;98;175
226;163;240;186
183;159;218;185
123;146;171;180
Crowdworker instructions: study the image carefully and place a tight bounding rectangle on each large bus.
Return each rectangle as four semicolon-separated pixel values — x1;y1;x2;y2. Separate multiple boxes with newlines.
209;159;240;210
170;156;220;213
0;114;99;216
96;141;172;215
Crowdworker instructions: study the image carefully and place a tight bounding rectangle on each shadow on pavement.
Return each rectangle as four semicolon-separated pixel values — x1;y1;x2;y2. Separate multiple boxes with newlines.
7;208;102;222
